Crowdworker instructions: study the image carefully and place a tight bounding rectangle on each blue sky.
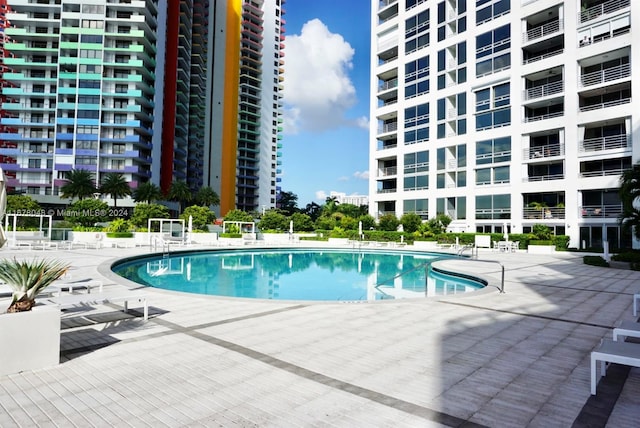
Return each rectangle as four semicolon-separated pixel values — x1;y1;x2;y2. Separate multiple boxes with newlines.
280;0;371;207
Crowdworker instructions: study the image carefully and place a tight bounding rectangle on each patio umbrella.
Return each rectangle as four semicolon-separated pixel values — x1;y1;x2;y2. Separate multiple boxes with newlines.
0;168;6;248
289;220;293;234
358;220;363;238
503;221;509;242
187;215;193;243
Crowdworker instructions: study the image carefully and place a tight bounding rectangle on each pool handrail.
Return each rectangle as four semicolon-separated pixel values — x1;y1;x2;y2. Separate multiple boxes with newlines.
374;255;505;296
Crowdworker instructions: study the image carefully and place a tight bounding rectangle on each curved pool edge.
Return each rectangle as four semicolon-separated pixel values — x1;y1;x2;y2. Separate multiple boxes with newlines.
101;246;499;304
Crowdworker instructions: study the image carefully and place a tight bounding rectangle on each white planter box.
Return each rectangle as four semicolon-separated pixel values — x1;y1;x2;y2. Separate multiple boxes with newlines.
412;241;440;250
327;238;349;245
0;305;60;376
527;245;556;254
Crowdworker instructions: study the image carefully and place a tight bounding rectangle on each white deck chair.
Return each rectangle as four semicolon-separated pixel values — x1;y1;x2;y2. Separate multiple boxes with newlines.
45;289;148;320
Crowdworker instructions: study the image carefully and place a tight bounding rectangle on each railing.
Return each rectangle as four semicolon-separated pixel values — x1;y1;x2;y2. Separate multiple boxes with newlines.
378;166;397;177
523;207;565;219
579;0;629;24
523;80;564;100
379;0;398;9
580;134;629;152
426;257;505;293
580;204;622;218
524;111;563;123
580;168;626;178
524;142;564;160
523;19;563;43
523;49;563;65
580;63;630;87
579;97;630;112
378;78;398;92
378;142;397;151
377;188;397;194
525;173;564;182
378;122;398;134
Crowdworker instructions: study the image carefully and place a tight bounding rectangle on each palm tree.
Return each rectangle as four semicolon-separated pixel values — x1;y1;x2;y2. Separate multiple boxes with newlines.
132;181;163;204
195;186;220;208
0;258;69;312
60;169;96;200
168;180;193;213
99;172;132;208
619;163;640;240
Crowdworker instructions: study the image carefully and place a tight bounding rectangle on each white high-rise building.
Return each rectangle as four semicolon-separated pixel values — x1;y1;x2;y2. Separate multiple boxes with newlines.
369;0;638;249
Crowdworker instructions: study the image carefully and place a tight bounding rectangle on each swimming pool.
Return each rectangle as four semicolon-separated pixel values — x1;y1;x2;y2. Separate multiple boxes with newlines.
112;248;485;302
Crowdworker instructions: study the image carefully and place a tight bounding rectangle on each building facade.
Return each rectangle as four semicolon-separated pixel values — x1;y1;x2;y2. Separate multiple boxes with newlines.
369;0;639;249
205;0;285;215
0;0;283;215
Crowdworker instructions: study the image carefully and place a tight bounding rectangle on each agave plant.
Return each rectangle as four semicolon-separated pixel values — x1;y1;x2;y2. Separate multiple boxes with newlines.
0;258;70;313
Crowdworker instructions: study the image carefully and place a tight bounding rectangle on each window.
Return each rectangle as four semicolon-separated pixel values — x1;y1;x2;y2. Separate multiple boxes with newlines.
403;199;428;219
476;136;511;164
112;144;125;154
404;175;429;191
476;166;509;185
476;24;510;77
28;159;41;169
476;194;510;219
405;55;429;83
476;0;510;25
76;156;97;165
404;151;429;174
475;83;510;131
437;196;466;219
404;103;429;129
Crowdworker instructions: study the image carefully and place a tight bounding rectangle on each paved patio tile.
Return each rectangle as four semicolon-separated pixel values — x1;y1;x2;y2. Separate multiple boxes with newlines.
0;246;639;426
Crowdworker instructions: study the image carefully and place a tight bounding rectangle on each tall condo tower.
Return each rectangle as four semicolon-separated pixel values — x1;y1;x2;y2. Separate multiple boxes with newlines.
369;0;639;249
206;0;285;216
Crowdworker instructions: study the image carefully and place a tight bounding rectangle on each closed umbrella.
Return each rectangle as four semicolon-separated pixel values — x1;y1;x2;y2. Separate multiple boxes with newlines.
0;168;6;248
503;222;509;242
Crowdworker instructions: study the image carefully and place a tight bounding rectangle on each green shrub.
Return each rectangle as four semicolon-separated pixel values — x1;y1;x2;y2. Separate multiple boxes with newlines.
106;232;134;238
583;255;609;267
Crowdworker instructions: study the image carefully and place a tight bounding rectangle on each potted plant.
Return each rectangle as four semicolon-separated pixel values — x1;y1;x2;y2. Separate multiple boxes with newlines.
0;258;69;376
0;258;69;313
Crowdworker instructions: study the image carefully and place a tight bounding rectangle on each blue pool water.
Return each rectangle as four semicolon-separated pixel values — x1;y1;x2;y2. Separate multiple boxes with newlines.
112;248;485;301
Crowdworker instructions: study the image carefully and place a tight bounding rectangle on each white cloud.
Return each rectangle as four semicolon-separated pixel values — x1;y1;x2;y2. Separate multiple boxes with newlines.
283;19;357;133
315;190;328;201
353;170;369;180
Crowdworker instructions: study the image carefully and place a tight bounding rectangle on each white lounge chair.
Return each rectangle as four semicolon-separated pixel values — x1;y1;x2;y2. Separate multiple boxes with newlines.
45;290;148;321
613;321;640;341
633;293;640;316
591;339;640;395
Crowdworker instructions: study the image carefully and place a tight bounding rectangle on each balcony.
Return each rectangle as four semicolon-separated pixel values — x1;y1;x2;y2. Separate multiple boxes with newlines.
525;173;564;182
523;207;565;220
378;122;397;135
580;63;630;88
378;166;397;177
580;204;622;218
378;78;398;93
524;142;564;160
579;0;630;24
524;109;564;123
523;19;563;44
579;88;630;112
523;80;564;101
580;134;629;153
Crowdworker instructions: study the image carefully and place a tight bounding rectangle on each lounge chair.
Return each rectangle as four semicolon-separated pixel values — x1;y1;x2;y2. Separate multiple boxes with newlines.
591;339;640;395
613;321;640;341
634;293;640;316
45;289;148;321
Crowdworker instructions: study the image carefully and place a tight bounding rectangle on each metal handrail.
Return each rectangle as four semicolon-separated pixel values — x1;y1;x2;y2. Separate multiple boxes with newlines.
374;254;505;297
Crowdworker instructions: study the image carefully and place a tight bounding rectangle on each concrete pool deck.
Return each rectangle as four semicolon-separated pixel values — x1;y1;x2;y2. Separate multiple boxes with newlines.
0;243;639;427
